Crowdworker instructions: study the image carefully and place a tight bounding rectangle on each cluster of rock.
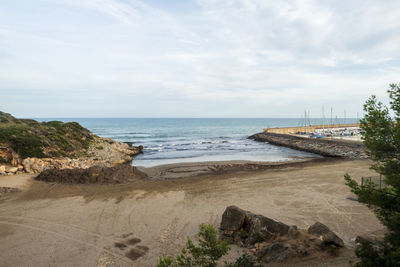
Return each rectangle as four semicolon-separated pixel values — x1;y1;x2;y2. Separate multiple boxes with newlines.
250;132;367;159
220;206;344;264
0;137;143;176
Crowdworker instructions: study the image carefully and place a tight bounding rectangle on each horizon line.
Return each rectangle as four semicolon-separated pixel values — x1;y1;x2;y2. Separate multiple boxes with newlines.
30;117;361;119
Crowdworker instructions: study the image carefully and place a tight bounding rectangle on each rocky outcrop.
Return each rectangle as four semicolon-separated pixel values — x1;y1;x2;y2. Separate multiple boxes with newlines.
15;139;143;174
0;111;144;175
86;137;143;165
0;141;143;175
0;135;143;175
250;132;367;159
35;164;147;184
21;158;98;174
220;206;344;264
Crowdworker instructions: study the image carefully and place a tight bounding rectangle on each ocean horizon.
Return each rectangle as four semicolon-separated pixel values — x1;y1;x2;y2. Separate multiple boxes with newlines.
36;118;359;167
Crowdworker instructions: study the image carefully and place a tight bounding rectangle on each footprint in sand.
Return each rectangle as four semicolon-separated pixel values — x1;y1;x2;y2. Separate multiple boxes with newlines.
113;235;149;261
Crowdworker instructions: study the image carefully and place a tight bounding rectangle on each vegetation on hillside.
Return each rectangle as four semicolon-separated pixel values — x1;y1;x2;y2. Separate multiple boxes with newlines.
345;83;400;266
0;111;94;159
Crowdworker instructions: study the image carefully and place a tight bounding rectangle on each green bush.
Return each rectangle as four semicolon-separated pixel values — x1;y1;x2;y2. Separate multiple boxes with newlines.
157;224;261;267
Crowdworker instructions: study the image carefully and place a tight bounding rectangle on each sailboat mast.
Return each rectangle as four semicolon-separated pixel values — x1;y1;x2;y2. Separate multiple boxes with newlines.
322;106;325;133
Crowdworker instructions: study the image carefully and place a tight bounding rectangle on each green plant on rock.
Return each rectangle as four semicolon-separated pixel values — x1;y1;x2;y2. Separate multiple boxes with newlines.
345;83;400;266
157;224;261;267
158;224;230;267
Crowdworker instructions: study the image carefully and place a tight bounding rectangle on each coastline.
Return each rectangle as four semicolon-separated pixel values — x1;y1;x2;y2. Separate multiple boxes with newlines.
0;115;377;266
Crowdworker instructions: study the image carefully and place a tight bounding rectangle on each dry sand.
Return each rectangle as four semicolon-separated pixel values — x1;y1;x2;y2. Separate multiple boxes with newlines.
0;159;383;266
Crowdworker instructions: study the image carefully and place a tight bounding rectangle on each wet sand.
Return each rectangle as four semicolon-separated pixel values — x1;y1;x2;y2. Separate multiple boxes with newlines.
0;159;383;266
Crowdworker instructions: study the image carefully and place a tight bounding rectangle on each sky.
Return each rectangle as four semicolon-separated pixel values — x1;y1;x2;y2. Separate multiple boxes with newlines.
0;0;399;118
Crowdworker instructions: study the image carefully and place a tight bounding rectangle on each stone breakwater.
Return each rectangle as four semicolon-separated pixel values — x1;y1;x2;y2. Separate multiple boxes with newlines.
249;132;367;159
0;137;143;175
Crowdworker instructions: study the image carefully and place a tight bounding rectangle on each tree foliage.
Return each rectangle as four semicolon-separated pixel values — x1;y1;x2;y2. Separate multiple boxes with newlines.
345;83;400;266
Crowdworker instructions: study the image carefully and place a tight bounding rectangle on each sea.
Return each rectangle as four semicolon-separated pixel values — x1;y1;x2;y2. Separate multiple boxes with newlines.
37;118;359;167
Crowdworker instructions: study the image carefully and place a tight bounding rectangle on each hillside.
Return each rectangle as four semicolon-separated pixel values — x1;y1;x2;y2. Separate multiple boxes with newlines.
0;111;142;174
0;111;94;159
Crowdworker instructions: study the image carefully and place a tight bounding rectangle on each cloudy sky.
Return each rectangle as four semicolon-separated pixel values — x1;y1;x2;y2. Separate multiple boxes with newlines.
0;0;399;118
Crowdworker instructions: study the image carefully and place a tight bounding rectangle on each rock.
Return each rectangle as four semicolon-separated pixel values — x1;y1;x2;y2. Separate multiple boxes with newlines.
307;222;344;247
22;158;45;173
220;205;246;232
256;243;289;263
17;165;24;171
5;166;18;173
219;207;345;264
220;206;290;246
0;165;5;174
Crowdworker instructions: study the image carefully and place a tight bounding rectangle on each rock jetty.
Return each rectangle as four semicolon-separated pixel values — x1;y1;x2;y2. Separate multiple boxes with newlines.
220;206;344;264
249;132;367;159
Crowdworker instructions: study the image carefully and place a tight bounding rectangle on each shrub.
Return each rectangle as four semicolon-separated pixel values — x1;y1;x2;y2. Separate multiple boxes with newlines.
157;224;261;267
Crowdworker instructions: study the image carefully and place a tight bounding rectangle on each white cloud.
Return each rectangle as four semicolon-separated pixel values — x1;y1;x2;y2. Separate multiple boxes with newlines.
0;0;399;117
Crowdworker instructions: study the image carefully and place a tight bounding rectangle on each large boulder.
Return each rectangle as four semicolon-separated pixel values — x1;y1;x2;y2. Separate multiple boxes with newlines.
220;205;246;232
307;222;344;248
220;206;290;247
22;158;45;173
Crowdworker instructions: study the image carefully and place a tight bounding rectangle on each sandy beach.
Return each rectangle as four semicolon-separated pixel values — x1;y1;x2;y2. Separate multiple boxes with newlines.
0;159;382;266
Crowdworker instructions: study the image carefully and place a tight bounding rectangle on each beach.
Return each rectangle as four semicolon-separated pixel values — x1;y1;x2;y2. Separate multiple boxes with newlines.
0;158;382;266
